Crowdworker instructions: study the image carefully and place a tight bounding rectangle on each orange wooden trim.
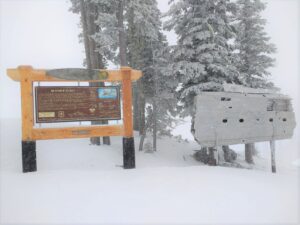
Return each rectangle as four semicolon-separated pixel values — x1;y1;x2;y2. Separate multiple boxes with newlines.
7;67;142;82
121;67;134;137
32;125;124;140
20;67;35;141
7;69;21;81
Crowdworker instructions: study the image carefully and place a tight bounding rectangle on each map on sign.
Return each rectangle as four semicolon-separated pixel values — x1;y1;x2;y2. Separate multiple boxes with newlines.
35;86;121;123
98;88;117;99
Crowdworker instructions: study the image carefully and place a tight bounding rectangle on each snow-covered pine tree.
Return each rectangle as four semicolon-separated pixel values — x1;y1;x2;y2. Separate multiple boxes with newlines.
87;0;119;64
72;0;128;66
70;0;117;67
81;0;171;141
145;36;179;151
126;0;178;150
164;0;239;116
234;0;276;89
126;0;165;136
70;0;111;145
234;0;276;164
164;0;240;163
72;0;177;150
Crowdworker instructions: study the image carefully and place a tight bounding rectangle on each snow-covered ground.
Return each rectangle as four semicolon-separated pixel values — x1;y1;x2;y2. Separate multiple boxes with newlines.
0;119;299;224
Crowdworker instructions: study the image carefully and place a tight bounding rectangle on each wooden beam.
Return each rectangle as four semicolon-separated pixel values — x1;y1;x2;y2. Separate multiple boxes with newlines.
20;67;34;141
7;69;21;81
32;125;124;140
7;67;142;82
121;67;134;137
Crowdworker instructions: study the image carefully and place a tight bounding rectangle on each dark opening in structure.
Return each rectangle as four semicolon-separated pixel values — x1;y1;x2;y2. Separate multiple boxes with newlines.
221;97;231;101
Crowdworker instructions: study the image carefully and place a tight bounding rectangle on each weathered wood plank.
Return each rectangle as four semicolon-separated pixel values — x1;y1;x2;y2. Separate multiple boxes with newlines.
7;66;142;82
32;125;124;140
194;92;296;147
121;67;134;138
20;67;34;141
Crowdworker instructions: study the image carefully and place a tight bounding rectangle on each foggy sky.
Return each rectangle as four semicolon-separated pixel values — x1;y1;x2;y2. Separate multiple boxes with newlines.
0;0;299;130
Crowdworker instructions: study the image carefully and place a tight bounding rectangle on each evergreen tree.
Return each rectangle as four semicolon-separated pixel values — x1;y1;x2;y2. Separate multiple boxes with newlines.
89;0;119;64
126;0;163;134
70;0;111;145
126;0;178;150
234;0;276;89
71;0;177;150
164;0;239;116
164;0;240;163
234;0;276;163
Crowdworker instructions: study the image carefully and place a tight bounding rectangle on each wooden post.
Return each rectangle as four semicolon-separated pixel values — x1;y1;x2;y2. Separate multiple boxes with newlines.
19;66;37;172
245;143;254;164
22;141;37;172
121;67;135;169
270;140;276;173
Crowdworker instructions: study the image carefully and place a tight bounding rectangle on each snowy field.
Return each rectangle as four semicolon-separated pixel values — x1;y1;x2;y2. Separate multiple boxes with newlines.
0;119;299;224
0;1;299;224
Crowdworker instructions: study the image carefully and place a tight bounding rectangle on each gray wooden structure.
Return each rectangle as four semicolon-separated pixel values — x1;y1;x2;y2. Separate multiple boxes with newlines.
193;91;296;147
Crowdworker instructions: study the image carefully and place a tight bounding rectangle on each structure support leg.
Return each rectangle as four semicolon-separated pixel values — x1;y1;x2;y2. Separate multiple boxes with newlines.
123;137;135;169
270;140;276;173
22;141;37;173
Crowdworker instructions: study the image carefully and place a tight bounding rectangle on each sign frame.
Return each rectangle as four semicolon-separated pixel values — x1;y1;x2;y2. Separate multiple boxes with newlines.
7;66;142;172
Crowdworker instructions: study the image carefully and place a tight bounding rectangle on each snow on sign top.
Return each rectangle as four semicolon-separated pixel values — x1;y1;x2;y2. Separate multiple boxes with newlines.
193;91;296;147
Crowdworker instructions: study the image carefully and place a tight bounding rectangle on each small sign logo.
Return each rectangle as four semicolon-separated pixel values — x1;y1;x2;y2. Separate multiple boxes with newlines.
89;104;97;113
98;88;117;99
98;71;109;80
58;111;65;118
39;112;55;118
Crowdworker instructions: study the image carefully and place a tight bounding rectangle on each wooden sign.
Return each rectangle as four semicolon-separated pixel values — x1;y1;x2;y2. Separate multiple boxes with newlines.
7;66;142;172
35;86;120;123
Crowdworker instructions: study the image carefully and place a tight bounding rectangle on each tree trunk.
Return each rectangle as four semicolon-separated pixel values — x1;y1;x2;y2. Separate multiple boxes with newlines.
117;0;127;67
195;147;217;166
80;0;110;145
133;84;140;131
79;0;92;69
245;143;255;164
222;145;237;163
223;145;230;162
139;132;146;151
152;99;157;151
139;112;151;151
80;1;100;145
127;6;140;132
137;80;145;135
208;147;217;166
